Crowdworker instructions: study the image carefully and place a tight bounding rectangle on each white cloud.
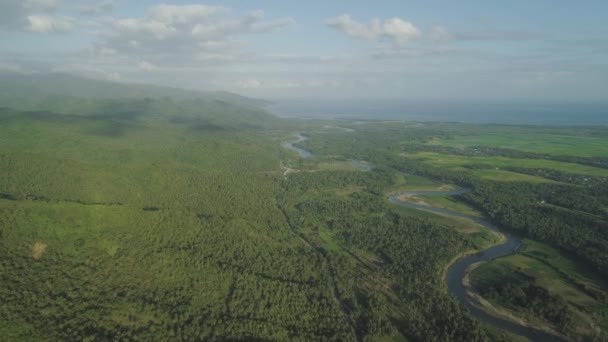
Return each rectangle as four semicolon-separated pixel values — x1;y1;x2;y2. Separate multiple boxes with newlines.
23;0;58;12
97;4;295;64
0;0;73;33
137;60;156;71
147;4;224;24
114;18;178;39
80;1;113;17
250;16;296;32
238;79;262;89
51;63;122;81
326;15;421;44
0;61;28;73
26;15;74;33
429;26;450;42
0;1;33;31
326;15;380;41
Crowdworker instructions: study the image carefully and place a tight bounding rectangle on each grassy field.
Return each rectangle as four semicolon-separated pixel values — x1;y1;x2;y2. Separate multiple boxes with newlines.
389;199;498;251
387;174;499;251
431;129;608;157
470;169;560;183
470;239;608;339
398;174;457;191
402;152;608;177
442;217;501;251
483;324;532;342
412;195;483;217
316;161;361;172
519;239;608;304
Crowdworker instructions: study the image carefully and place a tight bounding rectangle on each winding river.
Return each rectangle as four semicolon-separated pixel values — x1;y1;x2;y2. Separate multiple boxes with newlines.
282;133;312;158
389;190;566;341
283;134;374;171
283;134;564;341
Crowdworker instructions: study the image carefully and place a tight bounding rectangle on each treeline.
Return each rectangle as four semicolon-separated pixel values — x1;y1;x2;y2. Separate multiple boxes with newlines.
285;123;607;340
0;109;359;340
462;181;608;277
501;167;608;203
296;125;449;164
402;143;608;169
474;271;572;328
0;195;357;341
283;169;395;195
391;158;608;277
281;171;489;341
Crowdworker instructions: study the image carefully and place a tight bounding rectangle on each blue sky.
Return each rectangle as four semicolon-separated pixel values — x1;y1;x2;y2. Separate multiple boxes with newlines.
1;0;607;101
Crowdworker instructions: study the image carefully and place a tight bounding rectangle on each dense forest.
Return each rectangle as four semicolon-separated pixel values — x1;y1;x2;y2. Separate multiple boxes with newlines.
297;123;608;340
280;171;489;341
473;270;573;328
1;75;607;341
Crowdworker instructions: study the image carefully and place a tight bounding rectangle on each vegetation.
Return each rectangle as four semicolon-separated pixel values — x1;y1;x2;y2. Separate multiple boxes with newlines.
471;239;608;339
297;122;608;340
473;263;573;327
1;75;607;341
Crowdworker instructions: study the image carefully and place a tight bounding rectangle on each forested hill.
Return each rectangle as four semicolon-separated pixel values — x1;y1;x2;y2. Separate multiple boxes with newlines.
0;80;309;340
0;73;271;112
0;74;278;131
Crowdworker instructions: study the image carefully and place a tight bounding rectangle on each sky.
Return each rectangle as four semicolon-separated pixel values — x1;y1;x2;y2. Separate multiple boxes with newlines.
1;0;607;101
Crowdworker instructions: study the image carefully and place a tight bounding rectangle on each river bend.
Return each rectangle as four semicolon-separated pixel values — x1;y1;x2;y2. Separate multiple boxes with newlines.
282;134;564;340
389;189;566;341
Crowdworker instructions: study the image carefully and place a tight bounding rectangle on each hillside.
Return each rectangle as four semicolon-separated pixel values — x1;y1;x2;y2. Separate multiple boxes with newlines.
1;75;607;342
0;74;278;131
0;73;271;111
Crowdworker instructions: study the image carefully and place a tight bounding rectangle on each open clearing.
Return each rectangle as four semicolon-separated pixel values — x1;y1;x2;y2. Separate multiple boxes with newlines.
402;152;608;177
470;239;608;339
433;132;608;157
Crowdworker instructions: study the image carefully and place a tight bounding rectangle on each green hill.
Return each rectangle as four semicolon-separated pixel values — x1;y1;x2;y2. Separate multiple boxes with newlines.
0;73;278;131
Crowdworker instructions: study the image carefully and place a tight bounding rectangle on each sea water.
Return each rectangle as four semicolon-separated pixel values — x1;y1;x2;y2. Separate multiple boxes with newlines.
268;99;608;126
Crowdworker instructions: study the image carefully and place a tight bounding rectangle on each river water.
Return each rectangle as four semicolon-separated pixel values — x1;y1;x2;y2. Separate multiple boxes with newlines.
282;133;312;158
389;190;566;341
283;134;374;172
282;135;565;341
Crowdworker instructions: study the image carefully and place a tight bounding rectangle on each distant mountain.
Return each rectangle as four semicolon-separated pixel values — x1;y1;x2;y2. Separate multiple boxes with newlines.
0;72;271;110
0;73;278;130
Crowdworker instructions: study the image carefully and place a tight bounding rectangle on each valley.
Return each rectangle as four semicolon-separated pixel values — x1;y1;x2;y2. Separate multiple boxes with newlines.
0;75;607;341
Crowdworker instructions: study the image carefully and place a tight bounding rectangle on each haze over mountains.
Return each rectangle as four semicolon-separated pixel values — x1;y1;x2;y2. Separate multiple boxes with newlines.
1;2;608;341
0;73;270;111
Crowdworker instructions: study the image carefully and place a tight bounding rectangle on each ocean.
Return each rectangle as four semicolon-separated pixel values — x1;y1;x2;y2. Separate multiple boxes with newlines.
267;99;608;126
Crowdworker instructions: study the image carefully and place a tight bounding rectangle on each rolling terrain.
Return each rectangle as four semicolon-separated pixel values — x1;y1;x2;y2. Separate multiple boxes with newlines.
1;75;607;341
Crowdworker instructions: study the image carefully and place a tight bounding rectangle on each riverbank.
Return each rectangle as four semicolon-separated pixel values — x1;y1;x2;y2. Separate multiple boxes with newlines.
463;262;571;341
389;188;568;341
439;231;506;293
281;132;569;340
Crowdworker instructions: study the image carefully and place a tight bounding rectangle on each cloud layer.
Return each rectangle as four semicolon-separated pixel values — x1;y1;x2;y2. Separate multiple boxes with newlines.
0;0;72;33
0;2;605;101
94;5;295;65
27;15;74;33
79;0;113;17
326;15;421;44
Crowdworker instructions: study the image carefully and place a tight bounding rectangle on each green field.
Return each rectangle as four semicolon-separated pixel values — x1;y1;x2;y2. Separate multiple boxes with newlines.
2;74;607;342
413;195;483;217
434;131;608;157
471;169;560;183
388;199;498;251
402;152;608;177
470;239;608;339
400;174;456;191
316;161;361;172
